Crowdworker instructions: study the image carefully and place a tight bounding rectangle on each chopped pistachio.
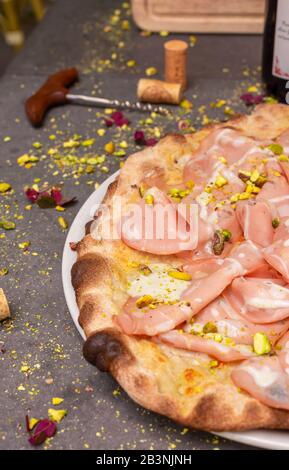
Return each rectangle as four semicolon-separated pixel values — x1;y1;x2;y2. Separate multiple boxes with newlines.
278;154;289;162
267;143;283;155
168;270;192;281
139;265;152;276
146;67;157;76
253;332;271;355
238;170;250;183
144;194;154;205
58;216;68;230
203;322;218;334
82;138;95;147
209;360;219;368
250;169;260;183
136;295;154;308
18;241;30;250
52;397;64;405
222;229;232;241
272;218;280;229
215;174;228;188
32;141;42;149
212;230;225;255
0;183;11;193
213;334;223;343
104;141;115;154
0;220;15;230
48;408;67;423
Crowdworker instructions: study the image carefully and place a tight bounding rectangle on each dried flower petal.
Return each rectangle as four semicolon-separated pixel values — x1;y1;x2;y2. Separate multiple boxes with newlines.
146;138;157;147
111;111;123;122
51;188;62;204
240;93;264;105
134;130;146;145
37;194;56;209
25;188;39;203
28;419;57;446
105;118;114;127
25;186;76;209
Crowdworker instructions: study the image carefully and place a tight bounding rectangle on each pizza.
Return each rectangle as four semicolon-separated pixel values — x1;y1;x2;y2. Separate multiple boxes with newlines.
72;103;289;431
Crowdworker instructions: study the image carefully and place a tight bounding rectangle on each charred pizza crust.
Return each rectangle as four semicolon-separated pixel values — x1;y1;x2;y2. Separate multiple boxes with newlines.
72;104;289;431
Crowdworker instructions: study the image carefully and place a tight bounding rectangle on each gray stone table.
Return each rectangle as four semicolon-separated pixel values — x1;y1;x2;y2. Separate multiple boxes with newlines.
0;0;266;450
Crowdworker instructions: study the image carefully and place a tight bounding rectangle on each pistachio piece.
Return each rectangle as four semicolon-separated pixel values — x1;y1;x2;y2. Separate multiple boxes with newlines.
213;333;223;343
253;332;271;355
221;229;232;241
238;170;251;183
272;218;280;229
139;264;152;276
267;143;283;155
209;360;219;368
136;295;154;308
215;174;228;188
212;230;225;255
0;220;15;230
144;194;154;205
168;270;192;281
203;321;218;334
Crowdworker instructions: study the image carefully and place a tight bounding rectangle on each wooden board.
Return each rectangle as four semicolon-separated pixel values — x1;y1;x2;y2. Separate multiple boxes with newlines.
131;0;266;34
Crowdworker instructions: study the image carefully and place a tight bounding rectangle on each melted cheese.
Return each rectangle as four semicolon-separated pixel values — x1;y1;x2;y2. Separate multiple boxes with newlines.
127;263;189;302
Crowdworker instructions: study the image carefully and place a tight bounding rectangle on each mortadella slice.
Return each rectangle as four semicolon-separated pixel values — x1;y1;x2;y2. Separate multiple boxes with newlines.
158;329;254;362
236;200;274;247
225;277;289;323
115;298;192;336
263;236;289;282
231;356;289;410
180;241;263;317
120;187;198;255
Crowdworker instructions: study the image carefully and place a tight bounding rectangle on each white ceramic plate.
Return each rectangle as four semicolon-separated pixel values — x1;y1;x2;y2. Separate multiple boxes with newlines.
62;171;289;450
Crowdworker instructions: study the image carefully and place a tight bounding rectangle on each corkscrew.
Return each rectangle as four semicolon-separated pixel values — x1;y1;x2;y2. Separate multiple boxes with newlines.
25;68;170;127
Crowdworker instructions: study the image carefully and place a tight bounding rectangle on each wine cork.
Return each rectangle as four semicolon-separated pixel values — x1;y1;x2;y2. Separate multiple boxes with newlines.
164;40;188;90
0;288;10;321
137;79;182;105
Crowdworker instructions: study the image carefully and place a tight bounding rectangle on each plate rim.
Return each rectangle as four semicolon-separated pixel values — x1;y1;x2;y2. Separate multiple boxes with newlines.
62;171;289;451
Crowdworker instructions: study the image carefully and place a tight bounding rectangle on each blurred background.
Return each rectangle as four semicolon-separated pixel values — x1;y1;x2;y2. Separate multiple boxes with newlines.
0;0;54;75
0;0;266;76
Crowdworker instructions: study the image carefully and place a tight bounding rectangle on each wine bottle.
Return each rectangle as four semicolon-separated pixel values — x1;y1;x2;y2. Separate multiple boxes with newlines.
262;0;289;103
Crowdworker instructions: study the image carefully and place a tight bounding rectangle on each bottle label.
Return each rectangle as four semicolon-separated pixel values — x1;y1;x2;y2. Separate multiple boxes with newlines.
273;0;289;79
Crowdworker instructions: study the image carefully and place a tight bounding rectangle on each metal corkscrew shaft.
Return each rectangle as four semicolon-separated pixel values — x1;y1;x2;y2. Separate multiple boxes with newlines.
67;94;170;116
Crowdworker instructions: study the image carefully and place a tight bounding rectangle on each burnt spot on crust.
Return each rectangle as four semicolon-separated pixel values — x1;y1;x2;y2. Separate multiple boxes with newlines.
83;330;130;372
192;393;232;430
71;255;109;292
